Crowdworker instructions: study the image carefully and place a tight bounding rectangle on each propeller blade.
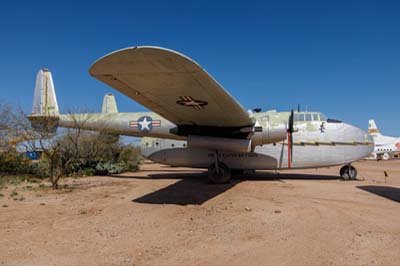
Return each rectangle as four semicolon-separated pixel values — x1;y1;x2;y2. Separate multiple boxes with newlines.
288;109;294;133
290;130;293;163
287;131;291;168
287;109;294;168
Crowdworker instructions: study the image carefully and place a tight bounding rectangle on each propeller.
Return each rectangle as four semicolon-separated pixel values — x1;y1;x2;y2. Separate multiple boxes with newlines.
287;109;294;168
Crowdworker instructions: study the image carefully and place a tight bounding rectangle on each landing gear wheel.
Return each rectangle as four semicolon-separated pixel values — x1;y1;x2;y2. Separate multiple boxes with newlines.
208;163;231;184
382;152;390;160
340;165;357;180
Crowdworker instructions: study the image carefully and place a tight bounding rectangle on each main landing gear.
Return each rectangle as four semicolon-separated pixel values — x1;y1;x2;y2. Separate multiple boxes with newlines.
340;164;357;180
208;151;231;184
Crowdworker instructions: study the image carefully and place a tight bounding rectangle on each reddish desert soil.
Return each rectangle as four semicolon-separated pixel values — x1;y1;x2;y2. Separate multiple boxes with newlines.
1;160;400;266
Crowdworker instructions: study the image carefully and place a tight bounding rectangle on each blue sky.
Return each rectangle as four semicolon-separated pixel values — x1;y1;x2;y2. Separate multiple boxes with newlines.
0;1;399;135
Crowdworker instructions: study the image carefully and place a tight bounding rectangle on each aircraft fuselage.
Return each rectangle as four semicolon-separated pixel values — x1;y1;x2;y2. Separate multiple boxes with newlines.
52;110;373;170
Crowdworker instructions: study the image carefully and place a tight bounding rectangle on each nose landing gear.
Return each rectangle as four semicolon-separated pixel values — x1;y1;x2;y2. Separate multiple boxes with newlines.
340;165;357;180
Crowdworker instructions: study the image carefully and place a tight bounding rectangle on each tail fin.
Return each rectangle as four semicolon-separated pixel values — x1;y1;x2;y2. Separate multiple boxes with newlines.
102;93;118;114
368;119;380;135
29;69;59;133
32;68;59;116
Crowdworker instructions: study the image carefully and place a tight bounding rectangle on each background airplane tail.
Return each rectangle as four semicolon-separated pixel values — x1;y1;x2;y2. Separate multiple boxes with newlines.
28;68;60;133
102;93;118;114
368;119;381;135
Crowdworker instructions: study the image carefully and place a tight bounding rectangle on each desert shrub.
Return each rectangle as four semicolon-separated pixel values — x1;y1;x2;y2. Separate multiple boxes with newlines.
95;161;125;175
29;161;50;178
81;167;96;176
0;152;31;174
117;145;141;172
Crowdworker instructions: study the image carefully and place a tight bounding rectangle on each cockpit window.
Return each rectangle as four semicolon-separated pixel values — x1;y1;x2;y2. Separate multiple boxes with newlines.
294;112;328;122
294;113;305;121
319;113;327;121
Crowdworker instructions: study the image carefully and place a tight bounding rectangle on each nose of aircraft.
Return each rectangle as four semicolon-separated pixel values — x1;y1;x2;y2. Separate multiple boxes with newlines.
341;122;374;162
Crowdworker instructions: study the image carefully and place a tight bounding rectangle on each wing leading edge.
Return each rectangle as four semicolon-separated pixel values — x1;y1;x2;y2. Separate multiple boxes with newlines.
89;46;253;131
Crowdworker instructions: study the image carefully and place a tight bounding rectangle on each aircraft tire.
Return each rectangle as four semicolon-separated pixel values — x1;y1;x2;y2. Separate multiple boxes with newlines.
208;163;231;184
340;165;357;180
382;153;390;160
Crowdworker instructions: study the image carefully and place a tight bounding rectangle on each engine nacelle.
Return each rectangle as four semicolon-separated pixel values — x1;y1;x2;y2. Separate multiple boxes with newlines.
251;123;287;146
187;135;251;152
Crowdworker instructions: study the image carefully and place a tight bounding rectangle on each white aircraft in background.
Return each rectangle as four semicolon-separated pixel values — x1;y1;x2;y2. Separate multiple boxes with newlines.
368;119;400;160
28;47;374;183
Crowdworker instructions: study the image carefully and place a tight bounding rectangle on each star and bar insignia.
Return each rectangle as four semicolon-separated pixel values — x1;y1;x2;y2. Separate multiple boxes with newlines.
176;96;208;110
129;116;161;133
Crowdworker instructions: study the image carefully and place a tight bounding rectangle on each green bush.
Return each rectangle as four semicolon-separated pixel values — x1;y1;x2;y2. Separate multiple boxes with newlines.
29;161;50;178
95;162;125;175
0;139;141;182
0;152;31;174
117;145;141;172
81;167;96;176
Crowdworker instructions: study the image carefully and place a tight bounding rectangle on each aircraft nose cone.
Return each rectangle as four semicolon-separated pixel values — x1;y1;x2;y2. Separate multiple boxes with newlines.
342;122;374;161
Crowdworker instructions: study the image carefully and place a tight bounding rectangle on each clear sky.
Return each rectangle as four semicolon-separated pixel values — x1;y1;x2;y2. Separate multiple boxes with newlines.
0;1;399;135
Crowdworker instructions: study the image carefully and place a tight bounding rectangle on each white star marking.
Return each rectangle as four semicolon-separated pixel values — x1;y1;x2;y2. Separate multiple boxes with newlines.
139;117;151;131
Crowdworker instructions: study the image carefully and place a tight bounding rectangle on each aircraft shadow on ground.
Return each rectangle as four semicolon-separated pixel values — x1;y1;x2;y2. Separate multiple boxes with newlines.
129;171;339;206
357;186;400;203
132;176;239;205
246;172;339;181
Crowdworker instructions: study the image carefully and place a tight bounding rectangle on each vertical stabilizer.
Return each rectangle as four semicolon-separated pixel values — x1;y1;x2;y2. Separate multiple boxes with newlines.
368;119;380;135
102;93;118;113
32;68;59;115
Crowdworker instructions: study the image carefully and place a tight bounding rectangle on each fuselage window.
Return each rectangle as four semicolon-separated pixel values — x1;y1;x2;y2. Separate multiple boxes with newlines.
294;113;305;121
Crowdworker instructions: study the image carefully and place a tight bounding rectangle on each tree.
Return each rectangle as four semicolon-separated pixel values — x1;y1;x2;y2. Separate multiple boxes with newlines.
1;102;140;189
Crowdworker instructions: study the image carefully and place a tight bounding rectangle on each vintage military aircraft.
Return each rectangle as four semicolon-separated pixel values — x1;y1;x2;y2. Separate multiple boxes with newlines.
28;47;374;183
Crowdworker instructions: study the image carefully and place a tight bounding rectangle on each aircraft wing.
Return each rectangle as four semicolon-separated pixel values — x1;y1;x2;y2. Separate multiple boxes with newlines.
89;46;253;130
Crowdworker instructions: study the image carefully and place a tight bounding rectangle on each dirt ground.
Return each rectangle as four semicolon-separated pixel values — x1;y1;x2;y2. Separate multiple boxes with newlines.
1;160;400;266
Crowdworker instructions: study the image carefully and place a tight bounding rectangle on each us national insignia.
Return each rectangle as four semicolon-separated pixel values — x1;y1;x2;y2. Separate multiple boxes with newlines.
129;116;161;133
176;96;208;110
